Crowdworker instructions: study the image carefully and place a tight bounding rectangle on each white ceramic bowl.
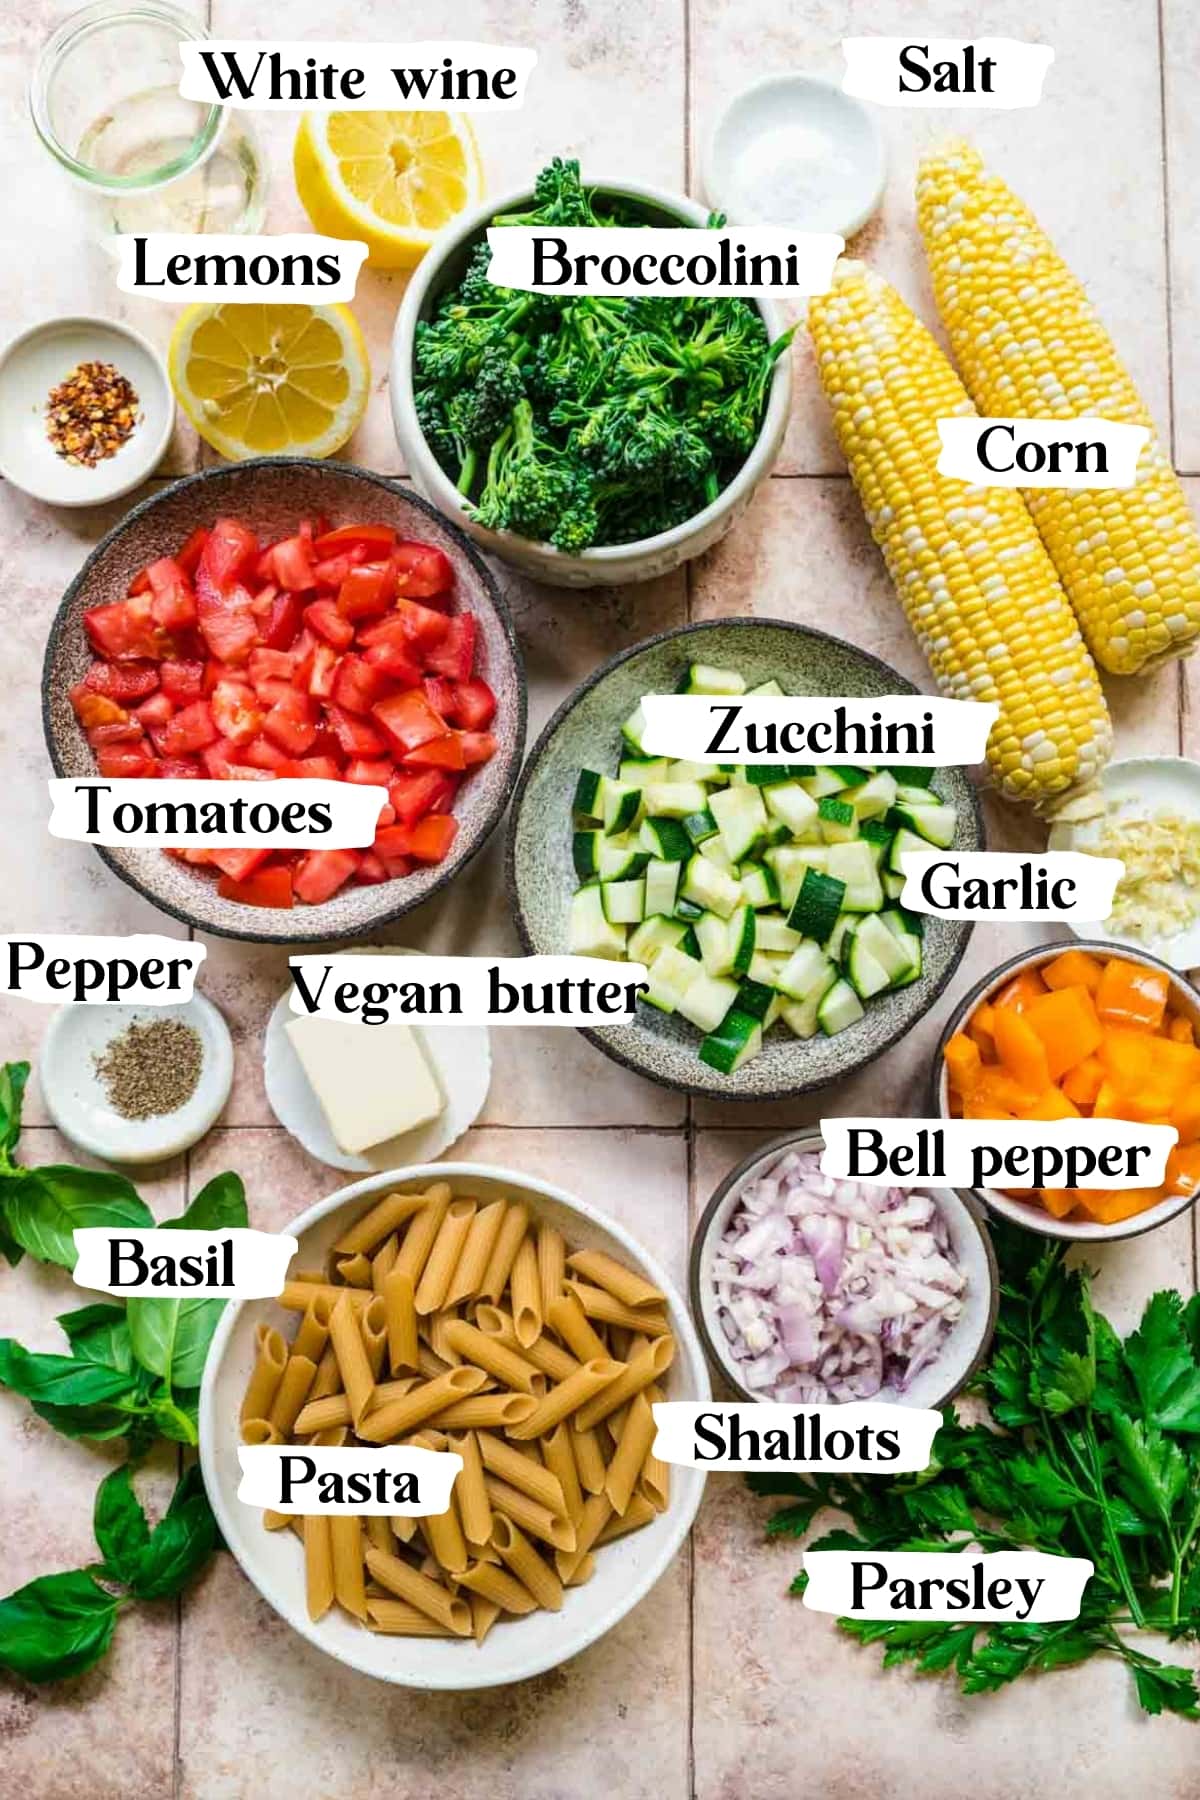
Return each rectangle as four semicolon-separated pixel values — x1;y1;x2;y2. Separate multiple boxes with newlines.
0;316;173;506
690;1131;997;1410
703;74;887;236
200;1162;709;1688
934;941;1200;1242
391;180;792;588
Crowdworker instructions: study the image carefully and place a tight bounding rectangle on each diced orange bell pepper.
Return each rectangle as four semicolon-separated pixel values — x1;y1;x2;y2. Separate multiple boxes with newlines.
1024;985;1103;1081
1165;1144;1200;1199
1100;1028;1200;1105
1095;957;1169;1031
1168;1013;1196;1045
972;1066;1044;1114
964;1096;1015;1120
1040;1187;1084;1219
967;1000;996;1058
1042;949;1104;994
1171;1087;1200;1143
944;1032;982;1095
993;967;1049;1014
1021;1088;1082;1122
1062;1055;1105;1107
1078;1188;1162;1225
993;1007;1052;1093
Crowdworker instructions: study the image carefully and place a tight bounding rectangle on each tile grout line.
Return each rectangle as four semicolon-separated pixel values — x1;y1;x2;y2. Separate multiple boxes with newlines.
1157;0;1178;470
171;1133;195;1800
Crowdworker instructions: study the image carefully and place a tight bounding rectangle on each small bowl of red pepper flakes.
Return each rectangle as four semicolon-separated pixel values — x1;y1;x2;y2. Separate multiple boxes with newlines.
0;315;174;506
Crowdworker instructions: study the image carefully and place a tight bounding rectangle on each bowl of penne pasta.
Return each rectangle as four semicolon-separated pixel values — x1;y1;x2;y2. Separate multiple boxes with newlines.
199;1162;709;1686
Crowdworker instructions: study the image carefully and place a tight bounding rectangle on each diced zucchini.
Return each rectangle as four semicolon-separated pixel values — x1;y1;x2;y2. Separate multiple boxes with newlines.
683;808;719;846
755;912;802;953
891;801;957;848
825;765;870;787
681;662;746;696
766;843;828;908
640;816;692;861
880;909;924;988
600;777;641;834
764;781;820;839
619;756;670;789
818;977;865;1035
628;916;689;965
671;759;725;786
817;795;857;843
573;769;603;819
699;836;736;874
800;766;853;798
674;896;703;922
827;840;884;912
573;829;602;880
853;913;916;984
775;941;836;1003
826;914;854;961
699;1008;762;1074
735;978;776;1021
744;764;792;786
644;857;680;917
726;904;756;976
882;869;905;900
787;868;846;942
745;678;784;697
570;884;626;958
846;926;892;1000
781;996;821;1039
710;784;768;862
696;912;734;977
597;835;649;881
738;861;779;909
847;771;897;820
888;825;932;876
620;703;648;754
642;944;702;1013
885;765;935;788
677;971;740;1032
601;878;645;925
643;780;709;819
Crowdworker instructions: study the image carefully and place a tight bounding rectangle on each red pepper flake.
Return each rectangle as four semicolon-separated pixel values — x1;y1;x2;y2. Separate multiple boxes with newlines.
45;359;142;468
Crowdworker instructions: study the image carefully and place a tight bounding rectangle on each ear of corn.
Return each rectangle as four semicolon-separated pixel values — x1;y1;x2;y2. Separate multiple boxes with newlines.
808;261;1111;810
917;140;1200;677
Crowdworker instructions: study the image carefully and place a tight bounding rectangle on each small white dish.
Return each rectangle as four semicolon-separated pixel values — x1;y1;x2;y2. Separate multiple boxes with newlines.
703;74;886;236
39;995;233;1164
0;315;174;507
200;1161;709;1687
263;955;491;1172
1048;756;1200;970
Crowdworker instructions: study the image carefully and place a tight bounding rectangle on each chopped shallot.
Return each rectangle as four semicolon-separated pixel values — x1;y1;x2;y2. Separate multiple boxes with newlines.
711;1149;967;1403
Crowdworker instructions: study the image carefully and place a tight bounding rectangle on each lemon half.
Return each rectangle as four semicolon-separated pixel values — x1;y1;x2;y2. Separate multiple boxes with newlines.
294;110;483;268
168;302;370;461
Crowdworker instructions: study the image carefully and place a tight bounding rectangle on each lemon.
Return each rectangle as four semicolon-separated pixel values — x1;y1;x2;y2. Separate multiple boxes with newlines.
168;302;370;461
294;110;483;269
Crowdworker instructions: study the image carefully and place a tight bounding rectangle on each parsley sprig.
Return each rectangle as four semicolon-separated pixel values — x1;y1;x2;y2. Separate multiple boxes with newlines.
751;1223;1200;1718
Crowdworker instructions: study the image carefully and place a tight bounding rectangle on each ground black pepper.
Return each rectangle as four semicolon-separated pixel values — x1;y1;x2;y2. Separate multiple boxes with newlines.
94;1016;203;1120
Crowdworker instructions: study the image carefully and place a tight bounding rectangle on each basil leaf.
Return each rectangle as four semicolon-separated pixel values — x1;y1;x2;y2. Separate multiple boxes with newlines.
0;1060;30;1157
127;1466;218;1601
57;1303;132;1372
165;1171;247;1235
2;1165;152;1271
0;1339;136;1408
29;1400;143;1441
0;1569;119;1683
148;1393;199;1446
126;1174;247;1391
0;1171;25;1268
93;1467;151;1586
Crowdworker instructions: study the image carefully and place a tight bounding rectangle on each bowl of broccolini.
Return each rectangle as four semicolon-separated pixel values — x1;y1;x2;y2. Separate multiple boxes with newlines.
391;158;794;587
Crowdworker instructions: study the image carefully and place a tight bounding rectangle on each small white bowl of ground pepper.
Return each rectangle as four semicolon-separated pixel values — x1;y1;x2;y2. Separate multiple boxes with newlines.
39;995;233;1164
0;316;173;506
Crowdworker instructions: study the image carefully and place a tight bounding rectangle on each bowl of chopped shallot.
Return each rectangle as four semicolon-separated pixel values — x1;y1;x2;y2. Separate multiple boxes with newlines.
690;1131;997;1410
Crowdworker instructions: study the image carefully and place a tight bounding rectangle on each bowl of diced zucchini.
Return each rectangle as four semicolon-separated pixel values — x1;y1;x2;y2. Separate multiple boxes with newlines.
505;619;984;1098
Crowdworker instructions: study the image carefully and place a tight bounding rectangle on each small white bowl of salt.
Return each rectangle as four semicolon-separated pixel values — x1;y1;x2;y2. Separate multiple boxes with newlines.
703;73;886;236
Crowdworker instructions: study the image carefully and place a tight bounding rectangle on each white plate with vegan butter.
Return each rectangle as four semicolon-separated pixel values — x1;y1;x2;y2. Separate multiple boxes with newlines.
263;951;491;1171
1048;756;1200;970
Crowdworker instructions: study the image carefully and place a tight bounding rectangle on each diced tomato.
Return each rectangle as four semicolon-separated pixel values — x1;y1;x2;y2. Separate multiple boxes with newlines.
308;643;339;699
200;518;258;589
372;689;448;754
327;705;387;758
195;567;258;665
210;681;263;746
202;738;239;779
252;677;296;709
84;660;159;702
388;769;453;825
344;757;394;785
359;602;450;654
158;757;202;780
392;541;453;598
262;591;303;651
134;691;176;728
293;848;359;903
354;850;389;885
304;600;355;650
337;562;395;622
160;659;205;703
224;764;277;782
453;677;496;730
458;730;497;767
423;615;477;682
331;653;389;716
289;629;316;688
84;595;174;662
422;675;458;720
242;735;291;772
375;802;396;828
217;864;294;909
208;847;273;882
127;566;152;596
161;700;218;756
402;732;466;771
271;535;317;593
313;522;397;559
263;690;317;755
364;640;422;686
373;824;416;860
376;815;458;864
96;747;158;778
313;550;366;590
248;647;295;686
176;526;209;577
280;755;342;781
145;557;197;630
70;686;130;729
88;718;144;746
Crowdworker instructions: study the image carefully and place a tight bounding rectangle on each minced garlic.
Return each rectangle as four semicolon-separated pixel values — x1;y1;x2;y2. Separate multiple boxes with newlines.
1092;809;1200;942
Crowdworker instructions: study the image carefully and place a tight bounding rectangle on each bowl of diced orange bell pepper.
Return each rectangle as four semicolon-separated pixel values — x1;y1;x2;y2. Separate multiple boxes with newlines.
934;942;1200;1240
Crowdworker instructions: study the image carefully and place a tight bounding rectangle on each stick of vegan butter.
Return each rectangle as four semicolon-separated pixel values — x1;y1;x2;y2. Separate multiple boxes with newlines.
285;1017;443;1155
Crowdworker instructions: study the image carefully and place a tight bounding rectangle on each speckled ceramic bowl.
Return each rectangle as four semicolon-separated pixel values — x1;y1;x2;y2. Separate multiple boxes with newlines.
42;460;526;944
506;618;984;1099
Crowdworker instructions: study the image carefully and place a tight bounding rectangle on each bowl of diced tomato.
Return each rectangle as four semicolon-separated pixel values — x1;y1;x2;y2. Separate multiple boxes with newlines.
935;942;1200;1241
43;459;526;941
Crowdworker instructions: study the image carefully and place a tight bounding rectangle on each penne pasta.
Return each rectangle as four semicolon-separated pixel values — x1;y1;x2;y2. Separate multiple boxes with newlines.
566;1551;596;1587
483;1476;575;1553
370;1231;399;1293
309;1341;343;1402
366;1598;458;1637
291;1294;334;1365
360;1294;388;1380
563;1279;670;1336
470;1594;502;1644
565;1249;665;1310
509;1235;541;1348
335;1251;373;1288
427;1308;463;1367
364;1544;472;1635
546;1292;609;1364
278;1280;373;1315
458;1559;538;1616
475;1308;579;1383
479;1200;528;1303
241;1417;283;1446
574;1336;675;1432
570;1423;608;1495
541;1422;584;1529
476;1431;566;1516
595;1493;657;1545
330;1515;367;1620
267;1353;317;1436
444;1198;506;1307
441;1319;544;1396
424;1392;537;1431
507;1357;625;1440
392;1183;452;1286
414;1197;477;1315
304;1515;335;1621
555;1492;614;1583
446;1431;492;1550
382;1268;420;1375
536;1223;566;1317
328;1291;377;1427
241;1325;288;1422
356;1364;487;1443
490;1515;563;1612
604;1392;657;1515
334;1189;431;1257
365;1514;393;1558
